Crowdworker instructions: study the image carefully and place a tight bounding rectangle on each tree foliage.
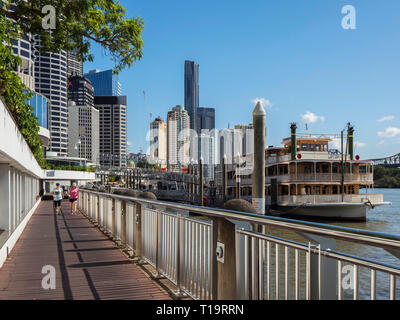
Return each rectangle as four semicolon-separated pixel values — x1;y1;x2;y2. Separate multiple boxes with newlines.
0;0;144;167
2;0;144;73
0;15;45;166
137;158;158;169
374;166;400;188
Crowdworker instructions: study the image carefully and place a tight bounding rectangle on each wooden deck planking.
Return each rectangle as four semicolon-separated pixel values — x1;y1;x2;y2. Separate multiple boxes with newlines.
0;200;170;300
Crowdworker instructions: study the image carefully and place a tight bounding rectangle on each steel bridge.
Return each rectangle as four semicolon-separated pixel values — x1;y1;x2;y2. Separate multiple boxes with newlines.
370;153;400;168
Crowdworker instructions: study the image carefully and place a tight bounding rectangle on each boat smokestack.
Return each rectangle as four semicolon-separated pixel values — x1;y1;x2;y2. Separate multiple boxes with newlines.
347;123;354;160
290;123;297;160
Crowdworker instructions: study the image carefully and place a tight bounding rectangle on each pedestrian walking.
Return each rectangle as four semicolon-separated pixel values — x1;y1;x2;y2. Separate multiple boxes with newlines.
52;183;63;215
69;183;79;214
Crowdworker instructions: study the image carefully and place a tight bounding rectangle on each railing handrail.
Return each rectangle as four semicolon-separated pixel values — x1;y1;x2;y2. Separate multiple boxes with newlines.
238;229;400;276
79;189;400;251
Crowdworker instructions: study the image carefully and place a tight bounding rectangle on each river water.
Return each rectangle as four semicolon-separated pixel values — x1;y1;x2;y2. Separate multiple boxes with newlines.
259;188;400;300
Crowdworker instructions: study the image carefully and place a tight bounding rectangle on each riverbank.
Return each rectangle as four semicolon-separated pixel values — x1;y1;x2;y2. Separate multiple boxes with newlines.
374;165;400;188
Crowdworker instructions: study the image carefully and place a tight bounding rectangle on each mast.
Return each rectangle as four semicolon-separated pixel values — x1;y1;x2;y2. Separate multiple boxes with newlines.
341;130;344;202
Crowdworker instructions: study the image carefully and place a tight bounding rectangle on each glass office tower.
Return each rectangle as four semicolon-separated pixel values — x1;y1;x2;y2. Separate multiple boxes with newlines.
84;69;122;96
184;60;199;133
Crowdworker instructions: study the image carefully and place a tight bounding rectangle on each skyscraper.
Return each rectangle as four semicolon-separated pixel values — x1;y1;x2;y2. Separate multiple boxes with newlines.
197;107;216;178
26;92;50;153
66;51;83;77
234;124;254;157
67;75;94;107
84;69;122;96
94;96;127;168
184;60;199;133
10;28;50;153
11;34;35;91
33;46;69;156
167;105;190;169
197;107;215;131
150;117;167;167
67;101;99;164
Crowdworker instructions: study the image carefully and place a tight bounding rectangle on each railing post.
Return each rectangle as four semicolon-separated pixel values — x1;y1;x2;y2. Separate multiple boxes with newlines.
174;212;186;298
152;209;164;279
111;198;116;238
300;233;337;300
121;200;127;246
213;217;237;299
96;194;100;225
135;202;143;259
87;193;90;218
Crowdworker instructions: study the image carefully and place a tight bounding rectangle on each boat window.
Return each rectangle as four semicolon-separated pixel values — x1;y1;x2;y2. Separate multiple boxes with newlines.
349;185;355;194
315;144;321;151
322;186;329;194
279;166;288;175
305;186;311;195
309;144;314;151
359;165;367;173
322;144;327;151
304;163;312;173
301;144;307;151
314;186;321;195
332;164;338;173
332;185;338;194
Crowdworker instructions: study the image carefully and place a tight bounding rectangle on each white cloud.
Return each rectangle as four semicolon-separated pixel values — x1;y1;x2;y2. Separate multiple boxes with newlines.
330;139;366;150
354;141;366;148
252;97;272;109
377;115;395;123
301;111;325;123
377;127;400;138
329;138;341;150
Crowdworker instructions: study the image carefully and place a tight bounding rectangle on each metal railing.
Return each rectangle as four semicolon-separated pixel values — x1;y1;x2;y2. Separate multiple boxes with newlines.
78;189;400;300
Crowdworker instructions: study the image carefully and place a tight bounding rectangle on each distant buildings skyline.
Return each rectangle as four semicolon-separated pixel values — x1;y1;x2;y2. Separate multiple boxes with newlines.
147;60;256;173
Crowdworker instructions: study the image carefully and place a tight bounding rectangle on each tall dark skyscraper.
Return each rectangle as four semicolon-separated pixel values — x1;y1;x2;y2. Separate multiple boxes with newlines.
67;75;94;107
197;107;215;131
184;60;199;133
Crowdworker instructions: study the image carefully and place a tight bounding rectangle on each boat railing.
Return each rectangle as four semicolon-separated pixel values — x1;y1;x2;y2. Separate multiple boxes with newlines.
278;194;384;205
288;173;373;182
78;189;400;300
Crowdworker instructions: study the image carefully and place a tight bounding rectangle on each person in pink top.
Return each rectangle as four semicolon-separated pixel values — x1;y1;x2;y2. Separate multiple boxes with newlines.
69;182;79;214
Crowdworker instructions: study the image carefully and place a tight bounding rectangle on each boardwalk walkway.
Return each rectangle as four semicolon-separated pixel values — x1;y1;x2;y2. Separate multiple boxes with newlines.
0;199;170;300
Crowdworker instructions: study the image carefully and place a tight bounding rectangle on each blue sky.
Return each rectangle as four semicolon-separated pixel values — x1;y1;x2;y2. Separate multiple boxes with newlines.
84;0;400;159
